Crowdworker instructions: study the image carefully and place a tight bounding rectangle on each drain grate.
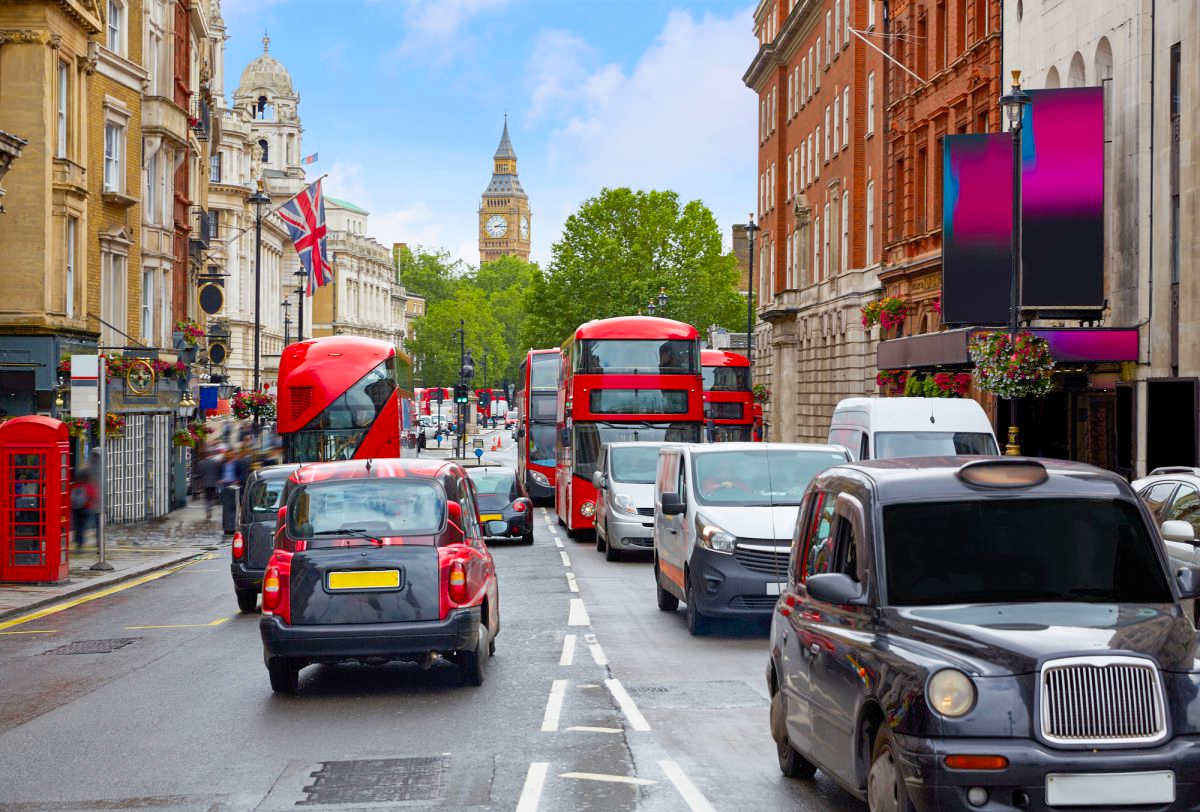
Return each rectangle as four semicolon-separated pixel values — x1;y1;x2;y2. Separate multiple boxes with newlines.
299;757;446;805
43;638;140;655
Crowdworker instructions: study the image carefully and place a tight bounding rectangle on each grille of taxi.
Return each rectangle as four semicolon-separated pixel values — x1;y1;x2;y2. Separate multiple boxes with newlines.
1039;657;1167;745
733;542;791;576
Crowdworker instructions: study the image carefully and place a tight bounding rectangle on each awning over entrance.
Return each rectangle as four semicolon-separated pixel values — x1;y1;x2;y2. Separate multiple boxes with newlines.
877;328;1139;370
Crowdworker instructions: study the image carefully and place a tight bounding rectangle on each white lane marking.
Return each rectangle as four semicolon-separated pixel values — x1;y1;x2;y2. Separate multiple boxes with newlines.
566;572;579;593
559;634;576;666
659;760;716;812
541;679;568;731
568;598;590;627
566;726;624;734
560;773;656;786
515;762;549;812
559;551;571;567
605;678;651;731
584;633;607;665
554;538;563;549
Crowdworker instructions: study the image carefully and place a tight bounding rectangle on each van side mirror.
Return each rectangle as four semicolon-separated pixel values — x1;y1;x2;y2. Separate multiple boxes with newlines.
1178;567;1200;600
1162;520;1196;544
592;471;607;490
805;573;866;606
661;492;685;515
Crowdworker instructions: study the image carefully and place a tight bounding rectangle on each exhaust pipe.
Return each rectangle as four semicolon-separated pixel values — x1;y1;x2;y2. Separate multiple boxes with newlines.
419;651;442;670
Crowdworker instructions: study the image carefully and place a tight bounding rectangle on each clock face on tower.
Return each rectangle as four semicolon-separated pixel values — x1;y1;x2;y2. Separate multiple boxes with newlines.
519;215;529;240
486;215;508;238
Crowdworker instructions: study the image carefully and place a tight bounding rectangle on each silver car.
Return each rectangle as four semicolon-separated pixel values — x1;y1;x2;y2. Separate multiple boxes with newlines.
1132;466;1200;622
591;442;666;562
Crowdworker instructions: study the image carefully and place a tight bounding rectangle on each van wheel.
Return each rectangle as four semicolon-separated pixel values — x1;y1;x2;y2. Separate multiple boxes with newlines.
771;689;817;779
267;657;300;694
685;576;709;636
235;589;258;613
655;560;679;611
605;543;620;562
459;623;489;687
596;530;607;553
867;726;916;812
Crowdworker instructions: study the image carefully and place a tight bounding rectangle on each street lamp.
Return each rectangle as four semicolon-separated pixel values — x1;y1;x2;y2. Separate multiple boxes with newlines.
249;178;271;400
281;300;292;346
656;286;668;311
743;216;761;373
177;390;197;419
999;70;1030;456
293;268;307;342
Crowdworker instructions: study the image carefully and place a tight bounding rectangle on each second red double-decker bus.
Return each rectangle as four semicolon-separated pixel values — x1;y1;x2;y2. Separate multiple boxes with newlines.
556;316;704;535
419;387;452;419
701;349;754;442
276;336;419;462
516;349;561;503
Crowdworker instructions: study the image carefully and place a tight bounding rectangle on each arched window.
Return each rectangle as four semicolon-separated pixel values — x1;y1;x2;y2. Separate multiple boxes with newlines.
1045;66;1061;89
1094;37;1113;82
1068;52;1086;88
256;96;274;120
258;138;269;164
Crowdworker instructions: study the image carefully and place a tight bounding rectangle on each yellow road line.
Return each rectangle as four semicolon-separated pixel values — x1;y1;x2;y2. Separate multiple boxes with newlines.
0;629;59;636
0;555;204;632
125;616;229;630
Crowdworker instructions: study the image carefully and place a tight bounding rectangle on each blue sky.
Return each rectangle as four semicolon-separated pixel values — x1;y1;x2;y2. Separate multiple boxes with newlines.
220;0;757;269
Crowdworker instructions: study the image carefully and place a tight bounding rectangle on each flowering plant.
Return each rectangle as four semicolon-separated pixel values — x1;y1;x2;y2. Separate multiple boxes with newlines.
176;318;205;345
752;383;770;404
232;388;276;421
861;296;909;330
968;331;1055;399
58;356;71;376
105;412;125;439
172;421;212;448
63;416;92;439
876;369;909;391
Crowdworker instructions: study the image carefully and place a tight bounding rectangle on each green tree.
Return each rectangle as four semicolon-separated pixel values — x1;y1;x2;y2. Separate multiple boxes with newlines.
395;245;469;302
520;188;744;348
472;255;537;383
408;287;510;391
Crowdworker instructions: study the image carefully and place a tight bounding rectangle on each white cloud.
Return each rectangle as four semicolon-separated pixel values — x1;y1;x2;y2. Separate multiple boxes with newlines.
524;29;597;122
323;161;370;209
388;0;510;66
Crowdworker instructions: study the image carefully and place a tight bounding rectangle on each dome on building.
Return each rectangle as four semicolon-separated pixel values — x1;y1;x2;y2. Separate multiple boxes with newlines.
236;33;294;97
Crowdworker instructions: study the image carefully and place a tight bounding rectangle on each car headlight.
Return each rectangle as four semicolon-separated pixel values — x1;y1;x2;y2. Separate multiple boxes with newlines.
612;493;640;515
695;514;736;554
530;471;550;487
927;669;976;718
580;501;596;518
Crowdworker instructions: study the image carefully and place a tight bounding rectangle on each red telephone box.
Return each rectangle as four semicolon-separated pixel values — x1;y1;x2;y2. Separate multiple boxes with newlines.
0;416;71;583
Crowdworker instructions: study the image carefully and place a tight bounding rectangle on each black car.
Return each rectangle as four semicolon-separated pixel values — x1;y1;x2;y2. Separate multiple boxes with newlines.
768;457;1200;812
466;465;533;544
230;463;298;612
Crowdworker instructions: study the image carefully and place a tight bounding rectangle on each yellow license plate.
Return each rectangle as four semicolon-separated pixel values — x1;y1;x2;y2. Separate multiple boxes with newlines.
327;570;401;591
479;514;503;522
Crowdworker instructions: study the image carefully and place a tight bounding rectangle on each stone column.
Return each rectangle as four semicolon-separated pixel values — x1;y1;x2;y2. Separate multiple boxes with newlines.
772;318;800;443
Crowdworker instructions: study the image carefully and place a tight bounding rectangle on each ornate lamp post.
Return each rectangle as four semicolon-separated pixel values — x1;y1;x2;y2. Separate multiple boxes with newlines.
647;287;668;316
743;216;761;373
999;71;1030;456
249;179;271;395
281;300;292;346
293;268;307;342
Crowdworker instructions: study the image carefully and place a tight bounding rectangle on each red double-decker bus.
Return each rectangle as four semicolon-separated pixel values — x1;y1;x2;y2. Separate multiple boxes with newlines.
516;349;561;503
474;388;508;420
556;316;704;535
419;387;452;418
701;350;754;442
276;336;419;462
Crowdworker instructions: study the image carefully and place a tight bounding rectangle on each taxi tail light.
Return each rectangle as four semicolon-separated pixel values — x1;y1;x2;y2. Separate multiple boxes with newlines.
945;755;1008;771
231;532;245;560
513;500;528;513
262;565;282;612
448;560;468;604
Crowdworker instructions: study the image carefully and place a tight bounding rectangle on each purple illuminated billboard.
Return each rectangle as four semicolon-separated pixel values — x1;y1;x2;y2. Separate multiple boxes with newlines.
941;133;1013;325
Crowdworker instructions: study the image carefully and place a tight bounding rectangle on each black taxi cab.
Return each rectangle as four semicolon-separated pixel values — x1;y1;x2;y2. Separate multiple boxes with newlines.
259;458;500;693
230;464;299;612
768;457;1200;812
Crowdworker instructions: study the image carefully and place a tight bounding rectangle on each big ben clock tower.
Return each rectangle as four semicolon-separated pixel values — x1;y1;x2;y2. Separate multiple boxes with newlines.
478;117;531;263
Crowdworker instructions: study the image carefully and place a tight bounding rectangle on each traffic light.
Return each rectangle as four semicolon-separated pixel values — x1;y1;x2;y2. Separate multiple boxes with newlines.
454;384;468;404
435;387;445;404
479;390;491;411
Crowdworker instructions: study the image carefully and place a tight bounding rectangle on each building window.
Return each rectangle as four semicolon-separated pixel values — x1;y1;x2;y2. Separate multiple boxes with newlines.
792;147;799;193
786;154;793;200
934;137;944;226
813;215;821;284
65;217;76;318
841;193;849;272
160;270;171;347
141;270;154;344
808;133;815;179
824;107;831;160
865;181;875;262
822;203;831;279
835;1;842;49
210;152;222;183
101;252;128;346
56;62;68;159
107;0;124;55
104;122;124;193
868;0;876;29
787;72;794;118
842;87;850;148
916;15;928;78
793;65;800;111
867;72;876;135
801;56;808;101
145;152;156;222
816;39;822;80
209;209;220;242
833;95;841;149
956;0;967;54
801;141;807;187
845;0;852;45
936;1;947;72
825;14;832;63
815;126;822;168
259;138;269;164
915;145;928;232
786;229;793;288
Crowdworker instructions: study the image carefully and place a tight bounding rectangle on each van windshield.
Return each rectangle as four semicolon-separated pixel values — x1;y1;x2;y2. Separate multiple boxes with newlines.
875;431;998;458
691;449;847;506
610;446;660;484
287;479;445;547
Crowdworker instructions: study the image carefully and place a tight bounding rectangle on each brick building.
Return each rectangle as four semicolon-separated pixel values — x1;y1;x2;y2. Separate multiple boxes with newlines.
744;0;885;442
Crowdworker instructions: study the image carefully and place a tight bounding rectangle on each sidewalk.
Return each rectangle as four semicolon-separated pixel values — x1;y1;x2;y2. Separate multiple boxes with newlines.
0;499;221;622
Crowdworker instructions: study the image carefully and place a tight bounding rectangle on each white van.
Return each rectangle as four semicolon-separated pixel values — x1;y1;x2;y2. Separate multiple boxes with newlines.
827;397;999;461
652;442;851;635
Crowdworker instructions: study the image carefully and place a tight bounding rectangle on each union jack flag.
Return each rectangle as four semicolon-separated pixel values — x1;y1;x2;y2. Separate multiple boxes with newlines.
277;180;332;296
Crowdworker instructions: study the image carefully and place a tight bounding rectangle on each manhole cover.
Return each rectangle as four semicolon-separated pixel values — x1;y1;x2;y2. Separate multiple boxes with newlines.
299;757;446;805
43;638;140;655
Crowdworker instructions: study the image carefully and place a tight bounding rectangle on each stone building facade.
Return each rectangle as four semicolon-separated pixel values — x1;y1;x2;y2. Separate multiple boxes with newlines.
744;0;885;442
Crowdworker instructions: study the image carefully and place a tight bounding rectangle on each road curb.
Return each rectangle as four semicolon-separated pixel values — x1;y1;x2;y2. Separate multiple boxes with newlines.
0;550;207;623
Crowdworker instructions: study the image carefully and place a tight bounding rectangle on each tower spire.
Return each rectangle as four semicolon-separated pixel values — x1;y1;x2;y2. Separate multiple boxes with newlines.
263;30;270;54
494;117;516;161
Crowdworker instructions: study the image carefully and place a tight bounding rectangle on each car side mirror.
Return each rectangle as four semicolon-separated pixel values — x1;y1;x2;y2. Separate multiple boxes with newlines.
1162;520;1196;544
661;492;685;515
592;471;606;490
1177;567;1200;600
805;573;866;606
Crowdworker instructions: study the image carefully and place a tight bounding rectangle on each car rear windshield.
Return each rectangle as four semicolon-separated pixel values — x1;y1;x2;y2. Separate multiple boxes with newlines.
610;446;660;484
287;479;445;547
691;449;848;507
247;478;285;515
882;498;1172;606
469;469;518;500
875;431;998;458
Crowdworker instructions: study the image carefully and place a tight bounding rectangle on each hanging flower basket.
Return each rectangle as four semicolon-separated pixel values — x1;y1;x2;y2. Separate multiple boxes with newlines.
876;369;909;394
105;412;125;439
231;388;276;421
752;384;770;405
861;296;909;330
968;331;1055;399
172;428;197;448
63;416;92;440
58;356;71;377
176;318;205;346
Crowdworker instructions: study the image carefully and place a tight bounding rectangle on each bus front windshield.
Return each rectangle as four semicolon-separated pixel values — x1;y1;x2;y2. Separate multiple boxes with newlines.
529;423;557;467
702;365;751;392
575;340;698;375
287;358;397;462
573;422;700;479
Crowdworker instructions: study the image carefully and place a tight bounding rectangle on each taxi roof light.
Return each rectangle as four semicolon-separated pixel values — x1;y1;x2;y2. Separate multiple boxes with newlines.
956;459;1048;489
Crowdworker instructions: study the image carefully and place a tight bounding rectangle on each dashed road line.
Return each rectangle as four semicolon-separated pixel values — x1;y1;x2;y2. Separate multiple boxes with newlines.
660;760;716;812
605;678;651;731
560;772;656;786
515;762;548;812
568;598;590;626
559;634;576;666
553;538;563;549
566;726;624;734
559;551;571;567
584;633;607;665
566;572;579;593
541;679;568;731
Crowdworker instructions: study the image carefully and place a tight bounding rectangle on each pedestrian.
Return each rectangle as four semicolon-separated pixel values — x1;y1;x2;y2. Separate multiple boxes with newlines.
71;466;99;550
235;444;252;492
199;448;223;520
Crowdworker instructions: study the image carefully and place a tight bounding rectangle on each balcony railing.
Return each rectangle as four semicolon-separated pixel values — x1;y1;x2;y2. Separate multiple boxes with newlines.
189;94;211;142
189;208;211;259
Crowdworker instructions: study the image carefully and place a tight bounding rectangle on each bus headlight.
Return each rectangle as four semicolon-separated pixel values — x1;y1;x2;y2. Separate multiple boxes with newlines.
580;501;596;518
530;471;550;487
696;515;736;554
612;493;639;515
